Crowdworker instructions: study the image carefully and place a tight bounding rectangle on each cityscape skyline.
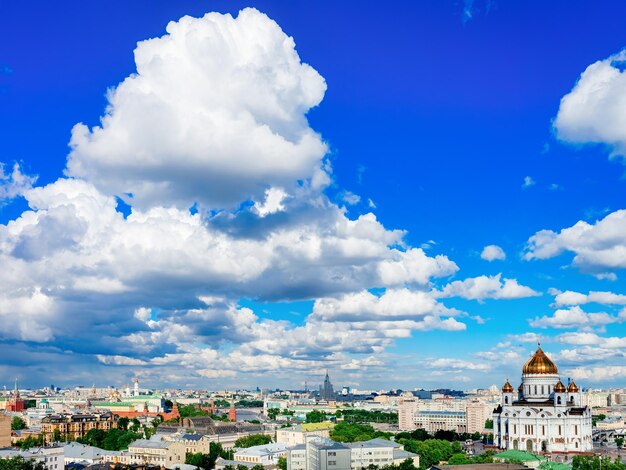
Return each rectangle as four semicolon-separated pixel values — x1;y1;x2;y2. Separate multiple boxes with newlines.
2;0;626;390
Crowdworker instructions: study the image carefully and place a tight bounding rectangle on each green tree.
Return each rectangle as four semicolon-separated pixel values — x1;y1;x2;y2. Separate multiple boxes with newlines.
117;416;130;431
0;457;45;470
484;419;493;429
131;418;141;432
330;422;392;443
305;410;327;423
236;400;264;408
52;429;62;442
179;404;210;418
592;414;607;427
251;465;265;470
15;434;44;449
234;434;272;448
277;456;287;470
399;439;454;468
473;450;496;464
448;453;472;465
11;416;27;430
337;409;398;424
186;452;214;470
617;437;625;451
267;408;280;420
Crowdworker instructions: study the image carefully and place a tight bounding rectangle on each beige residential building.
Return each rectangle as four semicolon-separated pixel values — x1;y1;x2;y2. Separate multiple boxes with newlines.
0;413;11;448
414;411;466;433
582;390;611;408
104;438;186;466
41;411;116;443
276;423;333;446
174;433;211;454
466;399;492;434
398;394;419;431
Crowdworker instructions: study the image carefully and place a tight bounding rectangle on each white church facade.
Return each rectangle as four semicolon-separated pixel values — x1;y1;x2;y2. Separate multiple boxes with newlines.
493;344;592;453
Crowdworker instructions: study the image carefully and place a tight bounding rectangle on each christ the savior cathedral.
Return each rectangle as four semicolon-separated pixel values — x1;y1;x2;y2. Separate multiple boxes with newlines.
493;344;593;453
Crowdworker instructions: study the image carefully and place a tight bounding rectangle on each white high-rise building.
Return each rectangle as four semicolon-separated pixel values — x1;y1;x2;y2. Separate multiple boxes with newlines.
493;344;592;453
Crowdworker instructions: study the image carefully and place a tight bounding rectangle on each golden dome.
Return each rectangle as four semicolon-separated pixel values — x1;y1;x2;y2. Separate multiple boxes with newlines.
554;380;566;393
568;380;579;392
502;380;514;393
522;345;558;375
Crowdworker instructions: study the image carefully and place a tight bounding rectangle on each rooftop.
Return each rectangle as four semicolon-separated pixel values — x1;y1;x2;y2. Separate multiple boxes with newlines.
345;438;402;449
301;422;335;432
494;450;545;462
235;443;287;456
129;439;170;449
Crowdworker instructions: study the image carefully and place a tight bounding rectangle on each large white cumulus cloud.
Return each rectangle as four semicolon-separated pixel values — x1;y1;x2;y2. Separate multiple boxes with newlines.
0;8;541;387
66;8;328;209
525;209;626;273
554;50;626;158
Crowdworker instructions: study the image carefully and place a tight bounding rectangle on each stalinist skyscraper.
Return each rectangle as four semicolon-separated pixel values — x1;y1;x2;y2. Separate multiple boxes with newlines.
319;371;335;401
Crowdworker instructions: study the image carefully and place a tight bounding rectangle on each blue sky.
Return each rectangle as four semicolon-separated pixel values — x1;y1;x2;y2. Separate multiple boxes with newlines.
1;0;626;390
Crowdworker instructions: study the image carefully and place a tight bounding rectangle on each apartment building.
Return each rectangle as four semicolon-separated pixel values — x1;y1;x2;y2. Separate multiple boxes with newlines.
234;443;287;465
276;423;333;446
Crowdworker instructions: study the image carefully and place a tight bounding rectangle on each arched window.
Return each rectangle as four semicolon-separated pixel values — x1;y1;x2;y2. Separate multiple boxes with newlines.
505;397;509;404
534;385;538;394
557;396;562;405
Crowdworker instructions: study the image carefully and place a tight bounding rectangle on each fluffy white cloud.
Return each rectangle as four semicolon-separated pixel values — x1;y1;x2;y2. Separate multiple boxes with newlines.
554;50;626;158
426;358;491;372
378;248;458;286
437;274;539;300
341;191;361;206
0;163;36;203
507;332;542;343
525;209;626;272
529;306;622;330
254;187;288;217
569;366;626;382
480;244;506;261
557;332;626;348
0;7;532;387
551;289;626;307
66;8;328;210
522;176;535;188
312;289;444;322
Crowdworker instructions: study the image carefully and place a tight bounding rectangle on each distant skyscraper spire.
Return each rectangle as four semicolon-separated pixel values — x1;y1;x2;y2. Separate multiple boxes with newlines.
319;370;335;401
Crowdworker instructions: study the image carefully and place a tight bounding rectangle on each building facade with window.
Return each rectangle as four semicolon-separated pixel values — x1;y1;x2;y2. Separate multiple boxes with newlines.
287;437;418;470
41;411;117;443
493;344;593;453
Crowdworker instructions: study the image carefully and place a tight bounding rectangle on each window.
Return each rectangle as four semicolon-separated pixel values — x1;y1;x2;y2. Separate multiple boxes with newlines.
328;461;336;466
558;425;562;435
575;425;578;435
328;452;336;456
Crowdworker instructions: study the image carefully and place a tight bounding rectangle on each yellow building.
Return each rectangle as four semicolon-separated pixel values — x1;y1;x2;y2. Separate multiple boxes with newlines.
41;411;117;443
103;438;186;466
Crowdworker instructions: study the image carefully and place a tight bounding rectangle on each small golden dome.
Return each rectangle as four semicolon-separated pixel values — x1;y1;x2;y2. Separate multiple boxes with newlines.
554;380;566;393
568;380;579;392
523;345;558;375
502;380;514;393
